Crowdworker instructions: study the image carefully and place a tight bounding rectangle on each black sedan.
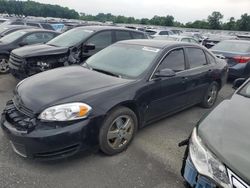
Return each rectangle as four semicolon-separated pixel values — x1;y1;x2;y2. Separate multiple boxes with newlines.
1;40;228;159
0;29;60;74
181;78;250;188
211;40;250;78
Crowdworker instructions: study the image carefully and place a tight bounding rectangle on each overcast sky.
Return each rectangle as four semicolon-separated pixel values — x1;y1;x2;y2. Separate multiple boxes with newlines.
35;0;250;23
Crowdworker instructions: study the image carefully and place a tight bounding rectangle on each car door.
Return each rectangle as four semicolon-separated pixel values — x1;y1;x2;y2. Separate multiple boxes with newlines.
82;30;113;60
184;47;213;105
145;47;189;120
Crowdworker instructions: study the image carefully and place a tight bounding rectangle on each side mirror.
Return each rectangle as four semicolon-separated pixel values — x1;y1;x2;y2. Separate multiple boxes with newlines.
233;78;246;90
83;43;95;52
155;69;176;78
19;41;28;46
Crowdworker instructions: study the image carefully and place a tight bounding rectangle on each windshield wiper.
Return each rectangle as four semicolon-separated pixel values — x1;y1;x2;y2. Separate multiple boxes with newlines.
92;68;121;78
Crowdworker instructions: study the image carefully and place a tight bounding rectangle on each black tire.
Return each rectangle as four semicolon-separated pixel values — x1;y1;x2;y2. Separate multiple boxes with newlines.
0;55;9;74
99;106;138;155
200;82;219;108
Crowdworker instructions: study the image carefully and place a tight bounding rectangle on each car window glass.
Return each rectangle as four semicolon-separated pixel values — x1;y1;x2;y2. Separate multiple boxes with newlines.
131;32;145;39
181;38;190;42
187;47;207;68
23;32;49;44
115;31;132;41
11;22;24;25
159;31;169;35
43;33;55;41
206;52;216;64
27;23;40;27
41;23;53;30
158;48;185;72
87;31;112;49
190;39;198;44
238;81;250;97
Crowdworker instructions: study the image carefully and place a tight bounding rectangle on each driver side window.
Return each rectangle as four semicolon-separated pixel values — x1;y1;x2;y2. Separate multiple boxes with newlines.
87;31;112;49
158;48;185;72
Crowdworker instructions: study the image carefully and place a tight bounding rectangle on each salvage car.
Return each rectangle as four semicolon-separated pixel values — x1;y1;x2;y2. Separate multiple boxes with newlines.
0;29;60;74
1;40;228;159
9;26;148;79
0;25;35;38
181;77;250;188
211;40;250;78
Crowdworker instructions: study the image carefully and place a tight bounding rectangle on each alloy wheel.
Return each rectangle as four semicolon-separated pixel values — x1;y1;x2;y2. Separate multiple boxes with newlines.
0;58;9;73
107;115;134;150
207;85;218;106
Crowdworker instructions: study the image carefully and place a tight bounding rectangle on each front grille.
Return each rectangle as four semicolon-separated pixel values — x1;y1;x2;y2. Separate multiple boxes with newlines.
9;53;24;69
4;100;36;131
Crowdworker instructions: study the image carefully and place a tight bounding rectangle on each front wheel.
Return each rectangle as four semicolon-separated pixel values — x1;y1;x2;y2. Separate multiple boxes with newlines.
99;107;138;155
0;56;9;74
200;82;219;108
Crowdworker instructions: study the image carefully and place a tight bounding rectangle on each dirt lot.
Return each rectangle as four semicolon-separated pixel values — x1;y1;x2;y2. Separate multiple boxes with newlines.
0;74;234;188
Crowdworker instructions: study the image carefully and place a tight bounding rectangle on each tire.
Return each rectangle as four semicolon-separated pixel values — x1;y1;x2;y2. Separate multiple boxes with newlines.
99;106;138;155
200;82;219;108
0;56;9;74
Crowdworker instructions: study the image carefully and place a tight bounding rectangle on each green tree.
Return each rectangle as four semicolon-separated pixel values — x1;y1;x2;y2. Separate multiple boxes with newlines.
208;11;223;29
237;13;250;31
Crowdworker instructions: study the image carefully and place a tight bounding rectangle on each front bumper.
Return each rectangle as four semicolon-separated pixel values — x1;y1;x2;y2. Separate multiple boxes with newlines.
183;156;217;188
1;102;103;160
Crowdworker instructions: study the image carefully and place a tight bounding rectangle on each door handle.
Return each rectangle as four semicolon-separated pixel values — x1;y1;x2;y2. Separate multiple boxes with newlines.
182;77;188;83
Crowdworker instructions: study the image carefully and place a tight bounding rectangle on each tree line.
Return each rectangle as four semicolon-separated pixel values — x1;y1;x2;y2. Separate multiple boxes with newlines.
0;0;250;31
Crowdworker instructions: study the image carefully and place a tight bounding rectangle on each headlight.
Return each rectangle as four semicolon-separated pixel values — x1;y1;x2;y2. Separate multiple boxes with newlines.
39;103;92;121
189;128;230;187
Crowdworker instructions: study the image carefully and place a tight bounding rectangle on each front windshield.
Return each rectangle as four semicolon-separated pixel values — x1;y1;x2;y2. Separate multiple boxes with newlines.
47;28;93;47
238;81;250;98
212;41;250;53
0;30;28;43
85;44;161;78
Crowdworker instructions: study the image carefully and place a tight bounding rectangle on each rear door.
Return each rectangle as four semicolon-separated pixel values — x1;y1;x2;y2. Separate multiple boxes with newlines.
114;30;132;42
184;47;213;105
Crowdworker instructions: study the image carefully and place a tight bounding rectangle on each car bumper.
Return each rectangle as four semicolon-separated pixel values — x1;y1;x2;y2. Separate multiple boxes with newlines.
1;112;102;160
228;63;247;78
183;156;217;188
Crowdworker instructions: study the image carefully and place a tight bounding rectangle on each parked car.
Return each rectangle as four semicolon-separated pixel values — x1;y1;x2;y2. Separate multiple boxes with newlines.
0;29;60;74
9;26;148;79
1;40;228;159
1;18;54;30
0;25;35;38
181;32;205;43
145;29;174;37
211;40;250;78
181;77;250;188
154;35;199;44
202;34;237;48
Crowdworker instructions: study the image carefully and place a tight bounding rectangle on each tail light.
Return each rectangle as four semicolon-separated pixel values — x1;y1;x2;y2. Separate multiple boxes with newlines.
233;56;250;63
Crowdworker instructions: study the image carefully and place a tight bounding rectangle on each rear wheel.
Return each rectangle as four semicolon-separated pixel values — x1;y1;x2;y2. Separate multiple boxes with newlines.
200;82;219;108
99;107;138;155
0;56;9;74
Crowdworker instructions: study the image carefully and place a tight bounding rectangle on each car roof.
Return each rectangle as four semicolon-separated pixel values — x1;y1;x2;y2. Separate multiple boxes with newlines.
75;26;144;33
221;39;250;44
117;39;200;49
12;28;60;34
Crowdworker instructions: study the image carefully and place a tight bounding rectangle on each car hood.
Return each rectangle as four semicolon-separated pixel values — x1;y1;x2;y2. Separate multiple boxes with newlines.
11;44;68;58
198;94;250;184
16;66;132;113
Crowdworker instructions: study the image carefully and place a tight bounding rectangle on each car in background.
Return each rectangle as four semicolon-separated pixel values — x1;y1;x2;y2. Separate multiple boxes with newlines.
211;40;250;78
0;25;35;38
181;77;250;188
9;26;148;79
145;29;174;37
170;29;183;35
0;18;8;24
202;34;237;48
1;19;54;30
154;35;199;44
1;40;228;159
182;32;205;43
0;29;60;74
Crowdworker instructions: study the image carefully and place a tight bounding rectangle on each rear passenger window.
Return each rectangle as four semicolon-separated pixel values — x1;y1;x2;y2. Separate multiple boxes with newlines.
27;23;40;27
115;31;132;41
158;48;185;72
181;38;190;42
187;48;207;68
159;31;169;35
206;52;216;64
11;22;24;25
87;31;112;49
131;32;145;39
